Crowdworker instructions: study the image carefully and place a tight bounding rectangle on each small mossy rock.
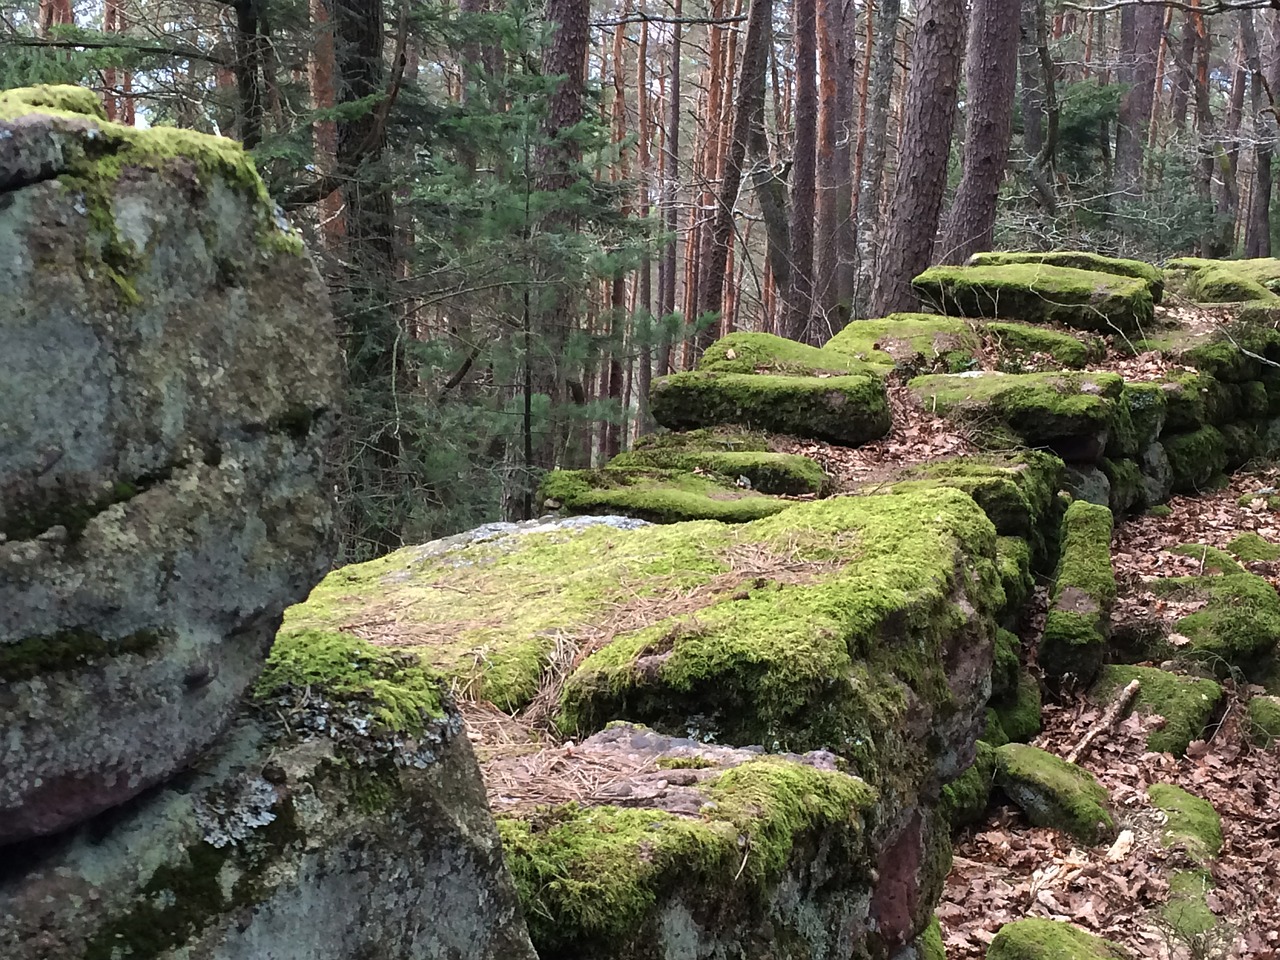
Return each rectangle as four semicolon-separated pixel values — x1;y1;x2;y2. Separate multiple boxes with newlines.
826;313;981;370
633;427;771;454
0;87;339;844
560;489;1004;820
985;321;1101;369
698;331;876;377
492;723;884;959
1123;383;1168;448
1245;695;1280;746
968;251;1164;302
1170;542;1245;576
1226;531;1280;562
607;449;828;496
1163;427;1228;493
1149;571;1280;678
1092;666;1223;756
651;371;891;446
1147;783;1223;863
1102;458;1146;514
1063;465;1111;508
1040;501;1115;688
539;468;791;524
992;629;1022;699
992;668;1043;743
994;743;1116;844
912;264;1154;332
997;537;1034;621
987;918;1130;960
942;739;998;828
1162;869;1219;939
0;656;537;960
908;371;1123;462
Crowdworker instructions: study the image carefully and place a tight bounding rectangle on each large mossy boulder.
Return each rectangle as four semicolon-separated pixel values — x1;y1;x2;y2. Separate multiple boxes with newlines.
1091;665;1223;755
826;313;981;370
0;629;537;959
984;321;1101;370
0;86;339;844
994;743;1116;844
539;467;791;523
651;370;891;446
492;724;893;959
969;250;1164;302
1170;257;1280;303
1246;695;1280;746
1039;501;1116;687
1147;783;1223;863
912;264;1154;332
987;919;1130;960
908;371;1123;462
698;331;877;377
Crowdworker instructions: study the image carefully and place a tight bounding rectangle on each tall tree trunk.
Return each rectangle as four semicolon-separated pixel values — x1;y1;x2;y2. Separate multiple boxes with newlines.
785;0;819;342
659;3;682;375
855;0;901;306
1114;4;1161;195
940;0;1020;263
1171;12;1197;132
870;0;964;315
1243;10;1273;257
636;20;655;434
103;0;135;125
1019;0;1043;160
309;0;344;243
38;0;72;34
813;0;855;335
697;0;771;336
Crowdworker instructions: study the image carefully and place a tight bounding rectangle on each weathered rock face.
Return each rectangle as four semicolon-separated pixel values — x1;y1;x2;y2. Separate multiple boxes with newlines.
0;86;340;844
1;655;536;960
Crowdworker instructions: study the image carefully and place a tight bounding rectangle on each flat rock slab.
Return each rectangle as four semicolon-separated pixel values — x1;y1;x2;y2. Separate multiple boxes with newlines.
994;743;1116;845
539;467;792;523
1;634;536;960
0;87;339;843
912;264;1154;332
968;251;1164;302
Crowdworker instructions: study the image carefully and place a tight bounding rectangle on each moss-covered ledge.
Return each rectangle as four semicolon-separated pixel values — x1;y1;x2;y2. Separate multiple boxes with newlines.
1091;665;1223;756
606;449;829;496
538;467;791;524
1040;500;1115;688
968;251;1164;301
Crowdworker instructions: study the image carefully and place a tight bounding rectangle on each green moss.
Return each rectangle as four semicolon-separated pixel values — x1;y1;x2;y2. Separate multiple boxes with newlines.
1184;259;1280;303
1150;571;1280;674
992;629;1021;700
969;251;1164;300
1093;666;1223;755
826;313;981;370
1238;491;1280;511
697;332;874;376
1171;543;1245;575
1164;427;1228;493
654;756;716;769
1222;422;1263;468
941;740;997;827
497;757;876;955
908;371;1122;458
995;743;1115;844
983;709;1011;746
917;917;947;960
1163;869;1218;938
1147;505;1174;517
539;468;789;524
1227;531;1280;561
3;478;143;543
1102;458;1145;515
255;629;445;733
0;627;167;683
996;537;1034;618
559;489;1004;791
1123;383;1169;448
606;450;828;496
988;918;1130;960
650;371;890;446
632;427;770;454
1041;501;1115;685
1245;695;1280;746
985;321;1099;369
913;263;1155;332
992;668;1043;743
1147;783;1223;863
0;83;107;119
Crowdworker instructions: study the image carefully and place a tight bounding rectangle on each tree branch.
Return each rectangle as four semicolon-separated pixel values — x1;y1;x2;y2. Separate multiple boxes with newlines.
2;35;231;66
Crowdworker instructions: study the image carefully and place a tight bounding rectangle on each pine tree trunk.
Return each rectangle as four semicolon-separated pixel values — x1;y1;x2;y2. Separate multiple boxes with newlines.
1243;10;1272;257
1171;12;1197;132
870;0;964;315
659;5;682;375
814;0;855;335
1019;0;1044;160
785;0;819;342
940;0;1020;263
1114;4;1162;194
855;0;901;305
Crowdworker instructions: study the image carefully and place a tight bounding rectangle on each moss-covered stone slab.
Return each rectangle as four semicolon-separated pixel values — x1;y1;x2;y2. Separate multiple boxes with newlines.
607;449;828;497
984;321;1102;370
1163;426;1228;493
1092;665;1223;755
969;251;1164;302
651;371;891;446
1226;531;1280;562
0;87;339;844
942;739;997;828
1040;501;1115;687
1123;382;1168;448
633;427;771;454
1148;569;1280;677
992;668;1043;743
1245;695;1280;746
538;468;791;524
912;264;1154;333
1169;257;1280;304
826;313;981;370
1102;458;1146;514
908;371;1123;462
698;331;878;377
0;630;537;960
559;490;1003;805
1147;783;1223;863
491;723;882;958
994;743;1116;844
988;918;1130;960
